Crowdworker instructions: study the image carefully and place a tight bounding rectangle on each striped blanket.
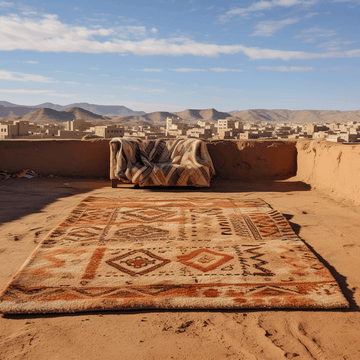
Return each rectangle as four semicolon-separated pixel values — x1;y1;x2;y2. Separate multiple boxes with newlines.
110;138;215;187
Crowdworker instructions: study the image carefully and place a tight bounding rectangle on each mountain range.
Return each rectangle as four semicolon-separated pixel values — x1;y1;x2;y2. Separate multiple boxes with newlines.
0;102;145;117
1;101;360;125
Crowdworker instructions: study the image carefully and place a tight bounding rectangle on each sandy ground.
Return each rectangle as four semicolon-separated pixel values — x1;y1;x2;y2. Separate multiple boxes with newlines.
0;177;360;360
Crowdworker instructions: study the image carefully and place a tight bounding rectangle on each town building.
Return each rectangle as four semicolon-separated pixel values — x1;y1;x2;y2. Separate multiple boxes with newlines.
94;125;124;138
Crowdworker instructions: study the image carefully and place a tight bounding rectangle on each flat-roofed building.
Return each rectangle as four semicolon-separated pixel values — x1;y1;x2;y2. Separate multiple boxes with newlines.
186;128;212;139
94;125;124;138
0;120;29;139
65;119;93;132
217;119;243;139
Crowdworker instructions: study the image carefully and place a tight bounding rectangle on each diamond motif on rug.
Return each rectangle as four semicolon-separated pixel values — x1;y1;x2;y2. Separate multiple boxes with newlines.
177;249;234;272
106;249;171;276
114;225;169;240
0;196;349;314
121;207;174;222
65;226;103;242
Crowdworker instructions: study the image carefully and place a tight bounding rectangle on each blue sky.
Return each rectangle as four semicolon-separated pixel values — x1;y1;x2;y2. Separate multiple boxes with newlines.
0;0;359;112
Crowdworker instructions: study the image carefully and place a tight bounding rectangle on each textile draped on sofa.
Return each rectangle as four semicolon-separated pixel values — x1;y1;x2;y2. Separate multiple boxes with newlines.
110;138;215;187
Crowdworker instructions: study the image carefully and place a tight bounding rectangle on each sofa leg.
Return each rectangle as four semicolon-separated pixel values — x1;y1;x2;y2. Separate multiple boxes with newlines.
111;179;118;188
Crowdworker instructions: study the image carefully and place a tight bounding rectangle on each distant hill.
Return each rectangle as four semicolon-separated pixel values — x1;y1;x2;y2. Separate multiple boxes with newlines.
7;107;109;124
0;102;145;117
1;101;360;124
0;101;24;107
0;105;38;117
21;108;76;123
61;103;146;117
117;108;232;125
229;109;360;124
174;108;231;122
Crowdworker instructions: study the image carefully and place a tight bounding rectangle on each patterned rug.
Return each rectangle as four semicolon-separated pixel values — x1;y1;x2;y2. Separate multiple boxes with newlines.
0;197;349;314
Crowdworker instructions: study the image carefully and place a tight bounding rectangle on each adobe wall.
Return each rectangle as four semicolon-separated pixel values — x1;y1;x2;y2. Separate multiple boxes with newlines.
0;139;110;178
1;139;359;204
295;139;360;204
207;140;297;180
0;139;297;180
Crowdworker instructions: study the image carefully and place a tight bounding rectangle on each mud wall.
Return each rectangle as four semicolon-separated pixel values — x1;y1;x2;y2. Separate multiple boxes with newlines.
207;140;297;180
295;139;360;204
0;139;110;177
0;139;297;180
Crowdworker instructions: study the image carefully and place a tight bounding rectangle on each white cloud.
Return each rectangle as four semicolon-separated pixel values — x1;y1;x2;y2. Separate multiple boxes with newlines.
304;11;318;18
257;65;314;71
317;40;355;51
0;13;359;61
0;89;74;97
219;0;317;22
23;60;38;64
123;85;141;91
147;88;167;93
122;85;166;93
295;25;337;43
0;1;13;7
0;70;53;82
331;0;360;3
210;68;243;72
251;18;299;37
0;70;80;85
173;68;206;72
19;4;37;15
141;68;163;72
0;89;50;94
146;78;162;83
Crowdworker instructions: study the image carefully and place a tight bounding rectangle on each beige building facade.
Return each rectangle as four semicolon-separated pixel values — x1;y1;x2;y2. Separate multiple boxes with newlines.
94;125;124;138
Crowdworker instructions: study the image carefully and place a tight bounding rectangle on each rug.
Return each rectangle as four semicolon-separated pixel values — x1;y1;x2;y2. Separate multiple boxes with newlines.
0;197;349;314
110;138;215;187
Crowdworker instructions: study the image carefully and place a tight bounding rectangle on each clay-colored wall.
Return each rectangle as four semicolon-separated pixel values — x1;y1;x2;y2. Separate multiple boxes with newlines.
0;140;110;177
296;139;360;204
0;139;297;180
207;140;297;180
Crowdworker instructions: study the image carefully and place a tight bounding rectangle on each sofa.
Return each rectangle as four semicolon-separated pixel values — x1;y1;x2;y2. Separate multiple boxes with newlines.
110;138;215;187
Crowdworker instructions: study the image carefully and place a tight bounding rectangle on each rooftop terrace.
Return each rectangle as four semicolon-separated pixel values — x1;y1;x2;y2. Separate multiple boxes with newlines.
0;139;360;359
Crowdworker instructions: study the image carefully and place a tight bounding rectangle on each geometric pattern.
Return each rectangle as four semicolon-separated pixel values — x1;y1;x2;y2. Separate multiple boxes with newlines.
65;226;103;242
114;225;169;240
106;249;171;276
177;249;233;272
0;196;349;314
120;207;175;222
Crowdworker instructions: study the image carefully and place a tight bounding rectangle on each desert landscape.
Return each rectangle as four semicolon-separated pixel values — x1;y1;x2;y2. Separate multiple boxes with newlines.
0;138;359;359
2;101;360;125
2;0;360;356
